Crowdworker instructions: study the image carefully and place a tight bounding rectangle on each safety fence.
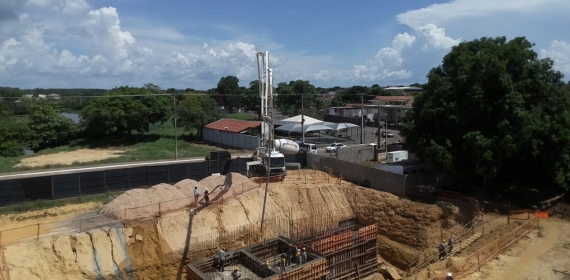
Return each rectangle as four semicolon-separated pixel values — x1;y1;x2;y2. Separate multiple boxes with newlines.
427;214;539;280
0;181;257;246
0;154;307;207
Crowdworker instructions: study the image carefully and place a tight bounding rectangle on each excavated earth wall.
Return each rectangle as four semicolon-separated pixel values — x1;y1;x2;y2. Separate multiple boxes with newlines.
3;170;463;280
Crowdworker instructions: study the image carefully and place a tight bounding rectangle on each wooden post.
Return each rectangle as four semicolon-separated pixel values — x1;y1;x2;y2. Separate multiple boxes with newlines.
477;252;480;271
79;219;83;231
159;202;162;216
36;224;40;241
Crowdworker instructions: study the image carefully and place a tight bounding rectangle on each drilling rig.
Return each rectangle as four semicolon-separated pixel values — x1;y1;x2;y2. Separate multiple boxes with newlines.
246;51;301;178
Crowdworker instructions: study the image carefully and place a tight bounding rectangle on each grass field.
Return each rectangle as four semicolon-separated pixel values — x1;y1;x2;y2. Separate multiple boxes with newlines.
225;112;257;120
0;114;262;173
0;120;217;173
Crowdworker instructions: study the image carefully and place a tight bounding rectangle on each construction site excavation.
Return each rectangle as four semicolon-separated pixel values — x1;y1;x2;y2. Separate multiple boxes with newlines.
0;167;510;280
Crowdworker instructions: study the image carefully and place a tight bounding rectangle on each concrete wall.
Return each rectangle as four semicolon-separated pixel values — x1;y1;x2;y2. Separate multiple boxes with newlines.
307;153;406;196
329;145;375;163
203;128;260;150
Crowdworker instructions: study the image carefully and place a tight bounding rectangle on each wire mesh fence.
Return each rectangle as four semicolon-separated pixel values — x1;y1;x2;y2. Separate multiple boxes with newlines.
0;182;258;246
427;215;538;280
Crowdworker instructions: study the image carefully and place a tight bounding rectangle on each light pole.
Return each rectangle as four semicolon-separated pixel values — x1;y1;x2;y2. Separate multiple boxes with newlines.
360;92;364;144
224;127;228;148
172;94;179;160
216;130;219;149
301;93;305;143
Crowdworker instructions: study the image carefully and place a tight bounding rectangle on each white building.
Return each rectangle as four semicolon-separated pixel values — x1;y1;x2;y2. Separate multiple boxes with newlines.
328;96;415;124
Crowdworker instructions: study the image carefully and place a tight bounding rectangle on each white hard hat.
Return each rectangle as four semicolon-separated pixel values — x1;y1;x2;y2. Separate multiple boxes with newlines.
206;188;208;191
447;272;452;276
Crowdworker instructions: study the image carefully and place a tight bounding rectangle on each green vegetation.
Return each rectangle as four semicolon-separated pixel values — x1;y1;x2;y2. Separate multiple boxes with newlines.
0;122;213;173
0;191;123;216
225;112;257;120
401;36;570;193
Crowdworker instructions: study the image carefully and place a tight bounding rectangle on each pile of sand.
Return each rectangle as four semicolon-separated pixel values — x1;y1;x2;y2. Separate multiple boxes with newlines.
15;149;125;167
99;173;257;217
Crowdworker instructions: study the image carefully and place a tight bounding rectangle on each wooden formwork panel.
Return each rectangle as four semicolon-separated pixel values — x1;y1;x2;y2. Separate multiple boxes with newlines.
326;239;377;279
268;258;327;280
313;231;354;255
186;264;201;280
358;224;377;242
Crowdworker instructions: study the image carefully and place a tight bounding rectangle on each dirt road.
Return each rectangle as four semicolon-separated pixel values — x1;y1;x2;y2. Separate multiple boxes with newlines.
463;217;570;280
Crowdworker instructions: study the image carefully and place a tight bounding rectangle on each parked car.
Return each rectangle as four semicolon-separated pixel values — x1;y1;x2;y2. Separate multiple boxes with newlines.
205;150;232;161
382;131;395;138
325;143;347;153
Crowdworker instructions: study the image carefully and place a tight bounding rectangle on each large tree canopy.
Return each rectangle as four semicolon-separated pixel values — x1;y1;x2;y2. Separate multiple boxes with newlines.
178;94;221;137
81;85;171;138
400;36;570;192
274;80;325;118
26;101;79;152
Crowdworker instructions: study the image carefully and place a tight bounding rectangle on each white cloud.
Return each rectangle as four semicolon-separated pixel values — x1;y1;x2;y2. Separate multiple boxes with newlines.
27;0;90;15
415;24;461;51
397;0;570;29
541;40;570;76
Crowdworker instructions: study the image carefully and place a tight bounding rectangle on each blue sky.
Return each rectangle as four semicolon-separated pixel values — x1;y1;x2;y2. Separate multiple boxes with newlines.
0;0;569;90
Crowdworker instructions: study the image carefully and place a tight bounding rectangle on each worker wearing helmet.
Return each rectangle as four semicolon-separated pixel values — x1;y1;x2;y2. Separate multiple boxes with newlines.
230;266;241;280
448;235;455;254
301;247;308;264
439;240;446;260
446;272;454;280
280;258;287;273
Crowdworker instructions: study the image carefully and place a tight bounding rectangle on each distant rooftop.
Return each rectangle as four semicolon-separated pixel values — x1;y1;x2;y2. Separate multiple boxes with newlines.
384;86;423;91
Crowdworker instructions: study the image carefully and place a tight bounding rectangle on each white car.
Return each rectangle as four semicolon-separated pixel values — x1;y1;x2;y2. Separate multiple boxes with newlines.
325;143;347;153
367;143;378;147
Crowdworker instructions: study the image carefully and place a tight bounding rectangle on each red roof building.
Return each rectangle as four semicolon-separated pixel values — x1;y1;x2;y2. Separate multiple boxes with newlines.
204;118;262;133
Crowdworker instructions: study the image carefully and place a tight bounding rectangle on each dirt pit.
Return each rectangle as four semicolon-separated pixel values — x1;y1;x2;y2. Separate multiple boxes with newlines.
15;149;125;167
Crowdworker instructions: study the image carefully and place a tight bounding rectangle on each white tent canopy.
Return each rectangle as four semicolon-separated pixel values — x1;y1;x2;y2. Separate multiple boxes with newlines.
280;115;323;125
275;123;333;133
318;122;359;130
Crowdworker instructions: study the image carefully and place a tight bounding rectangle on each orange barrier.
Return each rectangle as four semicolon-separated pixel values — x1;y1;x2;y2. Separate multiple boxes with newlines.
535;211;549;218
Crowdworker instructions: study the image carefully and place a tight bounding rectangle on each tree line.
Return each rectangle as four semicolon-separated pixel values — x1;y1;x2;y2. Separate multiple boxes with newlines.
0;79;417;157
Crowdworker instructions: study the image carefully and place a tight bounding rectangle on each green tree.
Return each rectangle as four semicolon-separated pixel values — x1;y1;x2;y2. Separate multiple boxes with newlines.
274;80;325;118
215;76;241;109
241;80;261;119
26;101;79;152
81;86;171;139
0;102;28;156
400;36;570;192
178;94;221;137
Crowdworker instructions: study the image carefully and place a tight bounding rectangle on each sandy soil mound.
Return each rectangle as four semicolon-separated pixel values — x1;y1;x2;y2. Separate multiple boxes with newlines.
173;179;199;197
99;173;257;218
15;148;124;167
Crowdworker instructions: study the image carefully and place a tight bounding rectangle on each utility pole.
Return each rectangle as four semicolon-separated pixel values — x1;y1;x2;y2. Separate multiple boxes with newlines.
172;95;178;159
301;93;305;143
360;92;364;144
